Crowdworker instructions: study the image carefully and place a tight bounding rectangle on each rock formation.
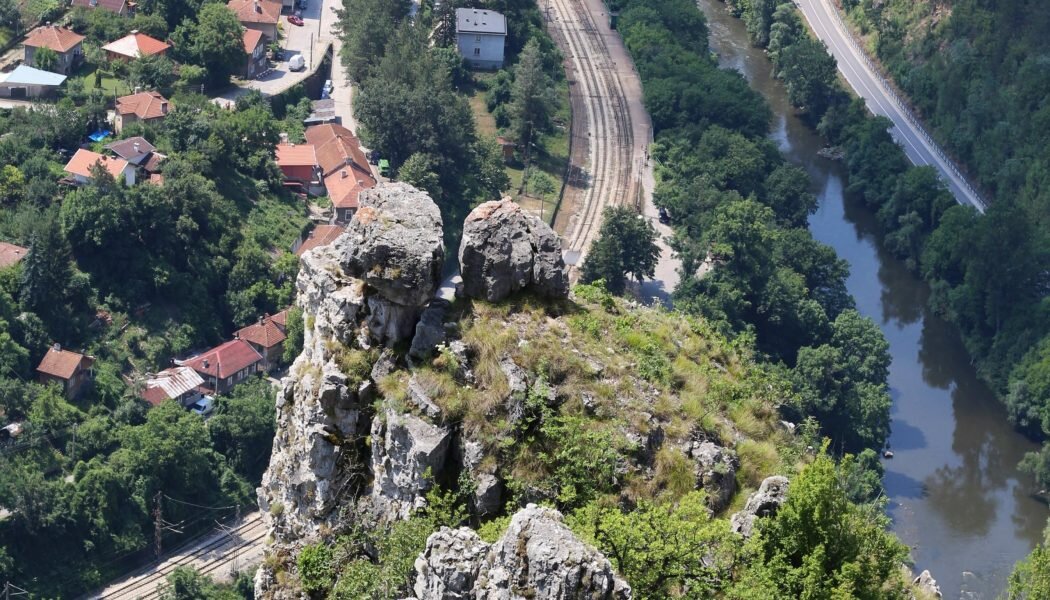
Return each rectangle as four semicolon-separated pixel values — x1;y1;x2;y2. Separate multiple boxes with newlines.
686;441;738;512
911;569;942;599
730;475;790;537
257;182;444;545
459;198;569;302
370;408;453;520
412;505;632;600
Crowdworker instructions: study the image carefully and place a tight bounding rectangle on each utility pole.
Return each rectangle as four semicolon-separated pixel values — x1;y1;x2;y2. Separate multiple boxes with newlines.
153;492;163;561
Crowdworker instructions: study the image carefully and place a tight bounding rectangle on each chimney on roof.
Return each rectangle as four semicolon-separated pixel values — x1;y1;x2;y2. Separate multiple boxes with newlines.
341;169;348;178
52;343;61;352
203;359;209;369
131;29;138;34
133;141;141;154
254;0;261;12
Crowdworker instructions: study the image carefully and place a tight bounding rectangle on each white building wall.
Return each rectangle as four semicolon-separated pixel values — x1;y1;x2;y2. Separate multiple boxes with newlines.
457;32;505;69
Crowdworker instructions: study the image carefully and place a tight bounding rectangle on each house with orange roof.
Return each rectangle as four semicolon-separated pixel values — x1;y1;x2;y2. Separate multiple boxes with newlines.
23;25;85;74
0;242;27;269
179;339;263;394
270;308;289;328
102;31;171;61
114;90;169;133
228;0;282;41
242;28;268;79
36;344;94;399
275;142;320;185
294;224;344;257
235;314;288;370
64;149;136;186
304;124;376;223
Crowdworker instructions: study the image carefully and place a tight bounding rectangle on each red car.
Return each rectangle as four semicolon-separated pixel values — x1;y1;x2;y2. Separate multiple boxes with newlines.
288;15;304;25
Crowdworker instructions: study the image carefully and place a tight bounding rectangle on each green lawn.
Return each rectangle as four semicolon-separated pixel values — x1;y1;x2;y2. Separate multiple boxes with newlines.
71;65;133;97
468;73;569;225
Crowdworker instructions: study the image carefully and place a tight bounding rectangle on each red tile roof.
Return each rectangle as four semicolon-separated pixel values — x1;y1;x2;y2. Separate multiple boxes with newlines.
235;315;287;349
271;308;289;327
296;225;344;256
64;149;130;180
324;169;374;210
275;143;318;167
116;91;169;120
181;339;263;380
243;28;265;54
102;32;171;58
304;124;372;177
228;0;282;24
0;242;27;269
142;152;166;173
24;25;85;53
36;347;93;380
70;0;127;14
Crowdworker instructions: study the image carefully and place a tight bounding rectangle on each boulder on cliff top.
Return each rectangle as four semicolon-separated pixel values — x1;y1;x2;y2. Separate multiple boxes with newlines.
413;504;631;600
343;182;444;307
459;198;568;302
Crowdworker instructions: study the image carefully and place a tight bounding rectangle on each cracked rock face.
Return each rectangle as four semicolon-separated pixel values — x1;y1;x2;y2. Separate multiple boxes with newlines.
412;505;632;600
370;408;453;520
257;182;445;547
730;475;790;537
687;441;739;512
459;199;569;302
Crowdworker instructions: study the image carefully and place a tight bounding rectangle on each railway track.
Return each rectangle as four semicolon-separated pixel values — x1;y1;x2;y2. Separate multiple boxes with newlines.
86;512;267;600
547;0;636;262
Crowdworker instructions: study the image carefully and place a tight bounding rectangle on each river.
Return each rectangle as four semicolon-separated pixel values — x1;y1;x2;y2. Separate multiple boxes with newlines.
691;1;1048;597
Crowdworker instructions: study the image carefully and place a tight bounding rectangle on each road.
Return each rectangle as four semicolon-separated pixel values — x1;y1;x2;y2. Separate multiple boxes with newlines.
83;512;266;599
795;0;986;213
546;0;678;302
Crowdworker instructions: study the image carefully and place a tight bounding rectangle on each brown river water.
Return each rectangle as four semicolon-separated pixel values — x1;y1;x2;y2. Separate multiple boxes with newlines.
690;1;1048;596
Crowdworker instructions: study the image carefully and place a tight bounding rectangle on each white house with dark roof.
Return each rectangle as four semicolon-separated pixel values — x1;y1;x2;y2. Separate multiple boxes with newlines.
455;8;506;69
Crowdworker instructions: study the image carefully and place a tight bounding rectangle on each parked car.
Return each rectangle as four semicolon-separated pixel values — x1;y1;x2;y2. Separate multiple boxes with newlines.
190;396;215;416
288;14;304;25
323;79;333;94
288;54;306;71
658;207;670;224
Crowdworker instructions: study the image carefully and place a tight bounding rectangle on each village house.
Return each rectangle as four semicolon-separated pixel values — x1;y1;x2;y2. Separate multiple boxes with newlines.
114;90;169;133
0;242;27;269
64;148;136;186
0;66;66;99
70;0;130;16
228;0;282;42
23;25;85;75
455;8;506;69
304;123;376;223
242;29;268;79
36;345;94;399
104;136;155;165
179;339;263;395
235;314;287;371
139;366;205;407
102;31;171;61
294;224;344;257
275;142;320;188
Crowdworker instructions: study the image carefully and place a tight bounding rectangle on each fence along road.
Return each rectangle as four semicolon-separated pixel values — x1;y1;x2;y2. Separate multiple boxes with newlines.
795;0;987;213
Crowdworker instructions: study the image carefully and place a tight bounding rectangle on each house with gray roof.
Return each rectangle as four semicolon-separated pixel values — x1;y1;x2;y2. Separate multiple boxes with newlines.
455;8;506;69
0;65;66;98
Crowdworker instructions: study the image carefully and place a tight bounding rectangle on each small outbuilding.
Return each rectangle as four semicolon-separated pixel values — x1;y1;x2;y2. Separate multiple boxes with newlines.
36;345;95;399
0;65;66;99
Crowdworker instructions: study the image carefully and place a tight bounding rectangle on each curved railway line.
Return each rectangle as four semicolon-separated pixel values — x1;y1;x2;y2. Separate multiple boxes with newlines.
547;0;640;262
86;512;267;599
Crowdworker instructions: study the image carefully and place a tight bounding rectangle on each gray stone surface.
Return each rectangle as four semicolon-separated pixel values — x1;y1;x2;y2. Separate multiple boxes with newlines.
370;409;453;520
686;441;739;512
912;569;942;599
459;199;568;302
730;475;790;537
410;300;449;359
342;182;444;307
413;505;632;599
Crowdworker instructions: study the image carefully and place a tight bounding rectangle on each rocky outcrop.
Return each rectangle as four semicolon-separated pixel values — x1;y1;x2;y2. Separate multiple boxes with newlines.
412;505;632;600
257;182;444;546
686;441;738;512
730;475;790;537
370;408;453;520
409;299;449;360
912;569;942;599
459;438;501;516
459;199;569;302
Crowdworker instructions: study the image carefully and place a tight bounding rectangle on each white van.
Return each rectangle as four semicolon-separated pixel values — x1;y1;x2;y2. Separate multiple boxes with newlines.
288;54;306;72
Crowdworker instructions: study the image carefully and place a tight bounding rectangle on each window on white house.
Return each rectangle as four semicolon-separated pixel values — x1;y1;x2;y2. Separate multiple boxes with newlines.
474;48;480;56
475;35;481;42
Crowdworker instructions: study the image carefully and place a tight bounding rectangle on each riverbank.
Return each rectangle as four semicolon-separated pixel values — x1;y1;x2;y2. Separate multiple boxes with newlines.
693;0;1046;596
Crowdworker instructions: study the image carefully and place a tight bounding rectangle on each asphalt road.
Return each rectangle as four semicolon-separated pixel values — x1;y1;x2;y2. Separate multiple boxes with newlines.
795;0;986;213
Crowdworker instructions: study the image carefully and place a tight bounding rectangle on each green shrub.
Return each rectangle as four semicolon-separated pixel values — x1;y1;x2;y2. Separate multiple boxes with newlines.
296;542;335;596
